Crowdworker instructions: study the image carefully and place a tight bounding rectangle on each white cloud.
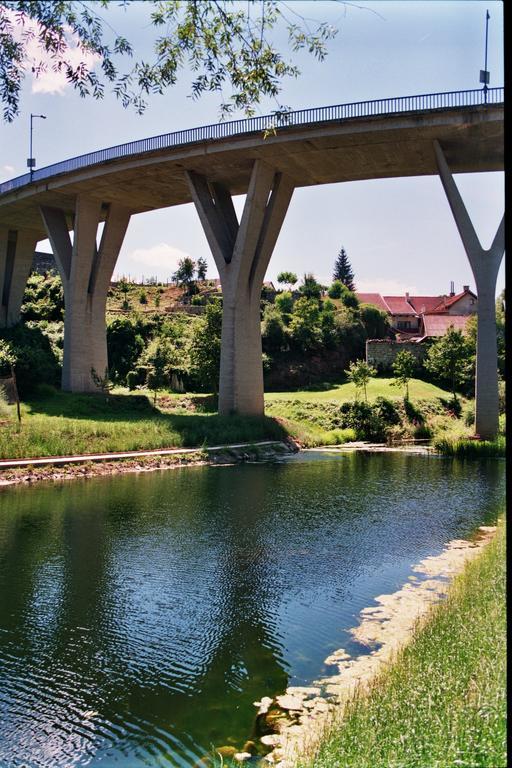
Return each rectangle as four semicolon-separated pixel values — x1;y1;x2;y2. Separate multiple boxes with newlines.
5;8;101;95
355;278;420;295
0;164;15;180
116;243;193;281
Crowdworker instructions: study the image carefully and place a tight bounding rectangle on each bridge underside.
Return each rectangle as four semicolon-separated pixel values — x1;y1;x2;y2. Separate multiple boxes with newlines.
0;103;504;437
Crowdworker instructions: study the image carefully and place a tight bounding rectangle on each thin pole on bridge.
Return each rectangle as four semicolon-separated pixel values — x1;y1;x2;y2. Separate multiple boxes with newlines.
479;10;490;103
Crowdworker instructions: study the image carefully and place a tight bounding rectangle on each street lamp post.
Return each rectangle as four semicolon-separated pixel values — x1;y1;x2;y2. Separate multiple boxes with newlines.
27;113;46;181
479;10;490;103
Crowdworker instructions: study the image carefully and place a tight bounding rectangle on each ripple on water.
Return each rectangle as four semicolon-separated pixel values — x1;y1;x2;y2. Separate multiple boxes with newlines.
0;452;505;766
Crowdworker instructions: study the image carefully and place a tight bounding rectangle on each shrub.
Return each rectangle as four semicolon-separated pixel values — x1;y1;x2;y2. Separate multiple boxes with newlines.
126;370;139;390
0;324;60;395
328;280;343;299
373;396;400;426
107;317;145;383
338;401;387;442
275;290;294;316
139;289;148;304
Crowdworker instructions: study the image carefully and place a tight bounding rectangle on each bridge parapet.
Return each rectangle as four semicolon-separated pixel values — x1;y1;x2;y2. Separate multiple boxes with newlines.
0;87;503;197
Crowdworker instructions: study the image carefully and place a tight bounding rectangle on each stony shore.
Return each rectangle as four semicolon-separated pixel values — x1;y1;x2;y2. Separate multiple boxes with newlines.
255;524;498;768
0;440;297;488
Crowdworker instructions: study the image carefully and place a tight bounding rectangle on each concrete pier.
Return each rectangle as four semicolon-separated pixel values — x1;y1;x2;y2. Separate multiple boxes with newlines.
434;140;504;439
41;198;130;392
0;228;38;327
187;162;294;415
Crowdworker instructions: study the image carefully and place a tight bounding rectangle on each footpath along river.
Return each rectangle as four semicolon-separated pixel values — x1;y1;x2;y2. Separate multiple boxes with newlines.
0;450;505;767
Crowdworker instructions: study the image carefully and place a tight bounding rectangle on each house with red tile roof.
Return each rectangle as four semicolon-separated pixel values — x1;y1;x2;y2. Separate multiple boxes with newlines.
356;285;477;340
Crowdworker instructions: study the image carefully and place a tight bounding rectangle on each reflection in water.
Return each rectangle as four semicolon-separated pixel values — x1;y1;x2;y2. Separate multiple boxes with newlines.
0;452;505;766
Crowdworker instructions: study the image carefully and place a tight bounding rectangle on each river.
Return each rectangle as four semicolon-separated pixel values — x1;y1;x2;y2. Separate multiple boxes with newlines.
0;451;505;767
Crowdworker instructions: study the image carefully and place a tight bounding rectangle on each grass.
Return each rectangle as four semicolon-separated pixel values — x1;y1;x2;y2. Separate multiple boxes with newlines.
265;377;452;403
0;389;288;459
435;435;506;458
298;518;507;768
0;377;493;458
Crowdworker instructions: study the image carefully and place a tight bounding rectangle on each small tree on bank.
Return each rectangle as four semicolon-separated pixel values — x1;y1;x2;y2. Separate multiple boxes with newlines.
346;360;376;402
424;327;472;402
392;349;417;400
333;247;355;291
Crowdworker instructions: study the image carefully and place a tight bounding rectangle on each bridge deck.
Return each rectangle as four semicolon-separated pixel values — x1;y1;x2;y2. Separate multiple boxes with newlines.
0;88;504;238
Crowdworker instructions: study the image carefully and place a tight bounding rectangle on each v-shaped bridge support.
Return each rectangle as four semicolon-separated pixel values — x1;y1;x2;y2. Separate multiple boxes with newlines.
40;196;130;392
434;140;504;440
186;161;294;415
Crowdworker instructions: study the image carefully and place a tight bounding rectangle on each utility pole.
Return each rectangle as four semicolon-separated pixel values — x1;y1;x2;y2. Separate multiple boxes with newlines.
27;113;46;181
479;10;490;103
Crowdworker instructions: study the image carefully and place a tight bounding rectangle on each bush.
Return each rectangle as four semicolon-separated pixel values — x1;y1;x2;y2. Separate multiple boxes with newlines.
328;280;343;299
275;290;294;316
338;401;388;442
359;303;390;339
20;273;64;322
126;370;139;390
0;324;60;395
373;396;400;426
107;317;145;383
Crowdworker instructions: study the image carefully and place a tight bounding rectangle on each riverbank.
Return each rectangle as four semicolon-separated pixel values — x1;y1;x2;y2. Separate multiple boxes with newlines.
1;379;471;460
0;440;297;487
255;520;505;768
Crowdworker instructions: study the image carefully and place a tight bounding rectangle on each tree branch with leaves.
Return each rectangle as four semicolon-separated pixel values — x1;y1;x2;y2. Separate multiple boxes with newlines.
0;0;337;123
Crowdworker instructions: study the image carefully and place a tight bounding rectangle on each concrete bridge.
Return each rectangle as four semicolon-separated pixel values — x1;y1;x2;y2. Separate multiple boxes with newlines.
0;88;504;438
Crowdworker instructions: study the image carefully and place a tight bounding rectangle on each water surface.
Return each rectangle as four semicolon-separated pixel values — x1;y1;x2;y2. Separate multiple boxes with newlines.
0;452;505;766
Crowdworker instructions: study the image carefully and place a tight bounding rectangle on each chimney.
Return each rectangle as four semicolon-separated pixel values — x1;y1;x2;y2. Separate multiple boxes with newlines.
463;285;469;292
405;291;409;300
449;280;455;297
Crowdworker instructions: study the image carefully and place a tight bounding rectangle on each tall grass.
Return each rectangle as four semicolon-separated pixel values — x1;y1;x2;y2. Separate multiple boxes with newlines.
298;519;506;768
435;436;506;458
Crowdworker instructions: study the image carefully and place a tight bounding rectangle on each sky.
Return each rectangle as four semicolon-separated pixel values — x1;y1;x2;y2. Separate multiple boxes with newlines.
0;0;505;296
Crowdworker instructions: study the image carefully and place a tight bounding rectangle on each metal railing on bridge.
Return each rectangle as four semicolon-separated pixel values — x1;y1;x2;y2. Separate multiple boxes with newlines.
0;87;503;196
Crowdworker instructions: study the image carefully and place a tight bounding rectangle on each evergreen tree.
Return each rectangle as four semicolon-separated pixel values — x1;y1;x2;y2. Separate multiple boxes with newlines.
333;247;355;291
196;257;208;281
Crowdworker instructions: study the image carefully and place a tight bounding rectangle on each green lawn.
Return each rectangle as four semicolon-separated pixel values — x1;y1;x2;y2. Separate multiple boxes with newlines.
0;378;464;460
265;377;452;403
0;390;287;459
298;519;507;768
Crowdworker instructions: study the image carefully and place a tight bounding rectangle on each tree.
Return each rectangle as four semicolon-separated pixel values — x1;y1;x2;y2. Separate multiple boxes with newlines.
196;257;208;281
262;304;287;352
143;337;176;404
333;247;355;291
289;297;322;350
0;1;336;123
424;327;472;402
20;273;64;322
107;317;144;382
345;360;376;402
172;257;196;293
274;290;294;318
359;303;390;339
277;271;298;289
298;273;324;301
190;299;222;392
391;349;417;400
328;280;343;299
